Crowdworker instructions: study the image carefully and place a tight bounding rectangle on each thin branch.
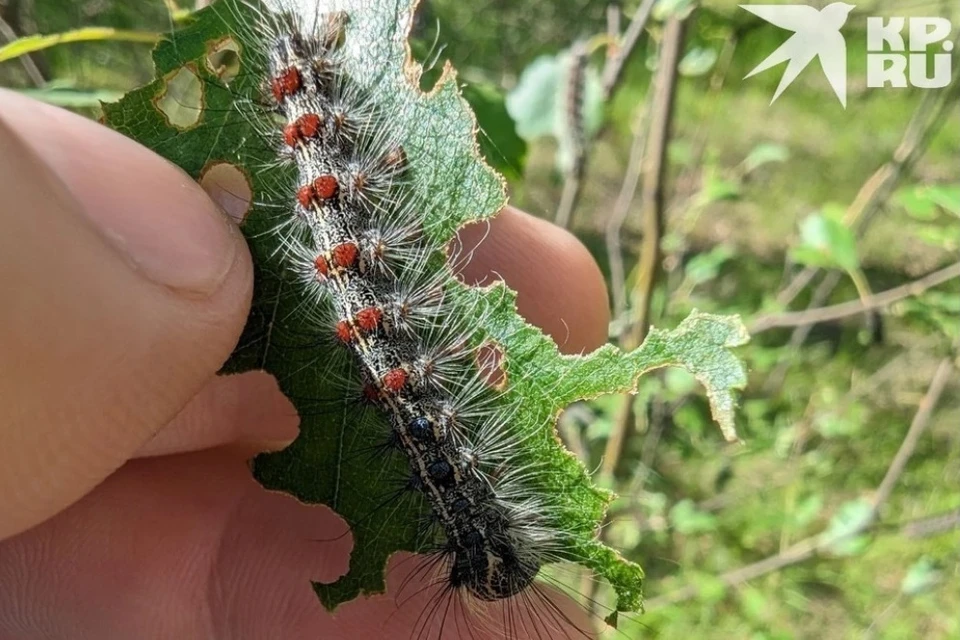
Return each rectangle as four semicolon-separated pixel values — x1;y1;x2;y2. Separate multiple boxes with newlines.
601;16;686;479
555;0;658;227
901;508;960;539
0;13;45;87
750;261;960;333
601;0;658;102
775;36;960;309
872;358;953;510
606;84;654;319
621;15;684;349
645;355;955;611
762;271;842;394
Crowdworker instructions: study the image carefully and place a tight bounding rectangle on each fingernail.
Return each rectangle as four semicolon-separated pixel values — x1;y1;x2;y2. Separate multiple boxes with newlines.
0;90;239;296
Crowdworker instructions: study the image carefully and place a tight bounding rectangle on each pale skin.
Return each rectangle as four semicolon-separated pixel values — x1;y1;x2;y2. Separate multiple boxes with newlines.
0;89;610;638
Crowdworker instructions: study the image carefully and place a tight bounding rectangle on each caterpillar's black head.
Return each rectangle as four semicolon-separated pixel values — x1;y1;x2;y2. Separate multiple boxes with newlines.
450;536;541;600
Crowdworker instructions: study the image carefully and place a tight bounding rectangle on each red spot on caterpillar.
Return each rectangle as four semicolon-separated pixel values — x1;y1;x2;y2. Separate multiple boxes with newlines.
298;113;322;138
314;254;329;278
362;384;380;403
297;184;315;208
382;368;408;392
335;320;353;343
282;123;299;147
313;174;339;201
355;306;383;332
283;114;324;148
332;242;358;268
271;66;301;102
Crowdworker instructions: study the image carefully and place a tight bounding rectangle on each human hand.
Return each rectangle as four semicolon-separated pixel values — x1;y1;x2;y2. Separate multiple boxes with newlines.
0;89;609;638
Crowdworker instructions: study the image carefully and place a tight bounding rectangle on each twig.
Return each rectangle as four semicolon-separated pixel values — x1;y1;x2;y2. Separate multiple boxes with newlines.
601;16;686;479
750;261;960;333
872;357;953;510
622;16;684;349
762;271;842;394
0;13;45;87
901;508;960;539
645;355;955;610
775;36;960;310
606;85;655;319
601;0;658;102
554;0;658;228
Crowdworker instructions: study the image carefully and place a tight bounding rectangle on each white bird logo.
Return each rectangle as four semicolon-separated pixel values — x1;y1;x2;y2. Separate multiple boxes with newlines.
741;3;856;107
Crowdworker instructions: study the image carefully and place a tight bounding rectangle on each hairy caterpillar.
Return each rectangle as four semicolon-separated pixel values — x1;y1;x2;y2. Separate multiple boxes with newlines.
242;1;604;634
103;0;747;637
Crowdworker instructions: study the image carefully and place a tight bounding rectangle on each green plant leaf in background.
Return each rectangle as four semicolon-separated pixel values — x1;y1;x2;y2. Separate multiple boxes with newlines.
678;46;718;77
101;0;748;617
822;497;874;556
742;142;790;174
792;207;861;273
460;80;527;181
669;498;718;535
900;556;943;596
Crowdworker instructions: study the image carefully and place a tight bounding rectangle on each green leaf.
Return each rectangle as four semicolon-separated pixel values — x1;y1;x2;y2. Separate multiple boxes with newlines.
792;210;860;273
791;493;824;529
653;0;697;20
699;171;742;205
739;585;770;623
683;244;735;286
505;54;560;140
742;142;790;174
821;498;874;556
900;557;942;596
896;185;940;221
460;81;528;181
0;27;159;63
925;185;960;217
669;499;718;534
678;47;718;77
12;86;124;108
101;0;748;615
695;573;728;604
896;184;960;220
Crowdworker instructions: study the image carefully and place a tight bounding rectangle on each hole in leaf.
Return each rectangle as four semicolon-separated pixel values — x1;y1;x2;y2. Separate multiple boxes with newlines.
476;342;506;389
206;36;241;85
199;162;253;224
155;64;203;129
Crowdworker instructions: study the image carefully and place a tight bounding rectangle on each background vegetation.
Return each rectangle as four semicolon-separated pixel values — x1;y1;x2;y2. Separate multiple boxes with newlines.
2;0;957;638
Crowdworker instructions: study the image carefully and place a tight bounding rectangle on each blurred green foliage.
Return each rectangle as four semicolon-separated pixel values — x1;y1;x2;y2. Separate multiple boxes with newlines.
2;0;957;638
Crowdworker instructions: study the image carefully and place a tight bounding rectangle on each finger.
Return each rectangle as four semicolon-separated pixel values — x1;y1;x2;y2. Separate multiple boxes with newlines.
0;90;253;539
455;206;610;354
136;371;300;458
0;450;351;638
331;554;599;639
0;450;594;639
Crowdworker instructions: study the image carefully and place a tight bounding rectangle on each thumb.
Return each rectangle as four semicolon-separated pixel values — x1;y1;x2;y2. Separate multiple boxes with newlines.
0;91;253;539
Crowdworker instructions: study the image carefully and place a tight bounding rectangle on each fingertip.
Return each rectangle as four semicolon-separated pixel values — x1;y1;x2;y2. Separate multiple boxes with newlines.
0;93;253;539
137;371;299;458
455;206;610;354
